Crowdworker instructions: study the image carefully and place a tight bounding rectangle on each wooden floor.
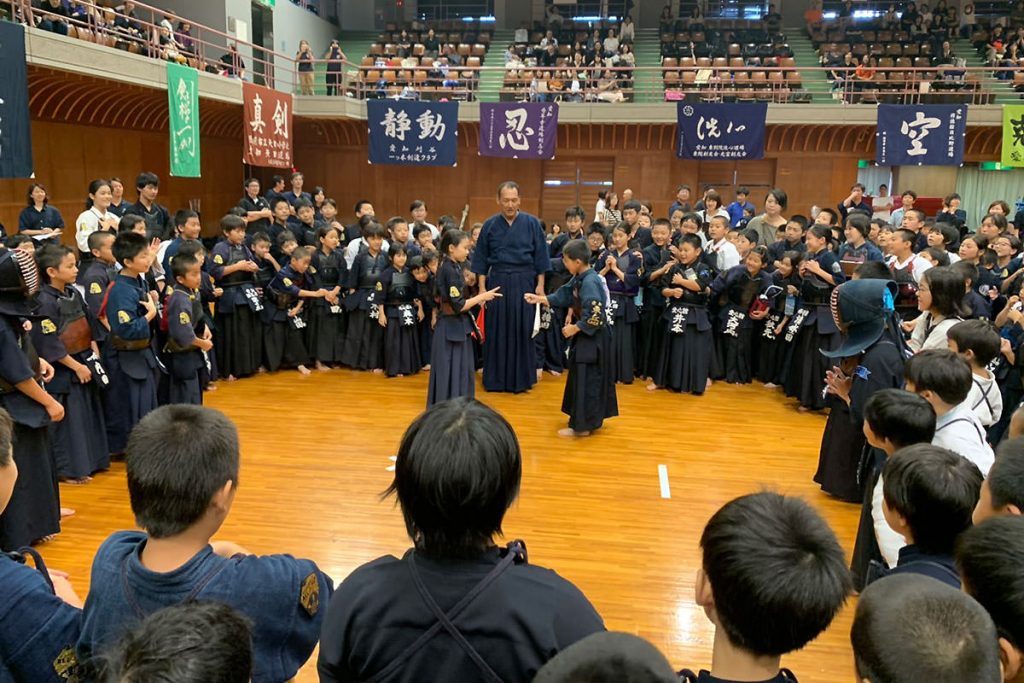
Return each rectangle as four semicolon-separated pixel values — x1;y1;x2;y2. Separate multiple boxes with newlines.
39;369;861;682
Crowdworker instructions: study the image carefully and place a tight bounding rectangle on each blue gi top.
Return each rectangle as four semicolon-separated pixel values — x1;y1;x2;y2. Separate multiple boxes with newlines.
470;211;549;276
546;267;607;337
0;552;81;683
78;530;334;683
107;274;151;342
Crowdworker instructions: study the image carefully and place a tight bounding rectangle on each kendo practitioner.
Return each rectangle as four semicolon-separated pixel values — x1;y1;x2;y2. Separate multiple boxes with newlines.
307;226;348;368
471;181;550;393
210;216;263;380
378;245;422;377
709;246;773;384
341;223;389;371
600;223;642;385
638;221;674;380
31;245;109;482
262;246;323;374
526;239;618;437
0;248;64;550
161;254;212;405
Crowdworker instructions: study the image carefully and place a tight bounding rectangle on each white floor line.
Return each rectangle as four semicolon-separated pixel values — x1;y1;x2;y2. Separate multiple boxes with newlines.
657;464;671;499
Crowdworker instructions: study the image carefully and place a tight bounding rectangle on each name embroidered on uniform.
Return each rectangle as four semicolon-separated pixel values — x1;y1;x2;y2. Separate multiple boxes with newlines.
89;282;102;294
300;572;320;616
117;310;131;324
41;319;57;334
52;645;79;681
179;312;191;325
213;254;224;264
449;285;460;298
587;301;603;327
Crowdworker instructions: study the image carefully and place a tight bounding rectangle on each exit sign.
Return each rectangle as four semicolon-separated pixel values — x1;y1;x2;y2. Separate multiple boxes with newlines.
255;0;275;7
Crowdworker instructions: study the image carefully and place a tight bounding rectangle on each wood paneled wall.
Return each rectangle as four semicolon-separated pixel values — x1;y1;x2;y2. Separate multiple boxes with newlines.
0;121;245;241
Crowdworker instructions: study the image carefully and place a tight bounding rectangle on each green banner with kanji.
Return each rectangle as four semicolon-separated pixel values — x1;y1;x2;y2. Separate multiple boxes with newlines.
1002;105;1024;168
167;62;200;177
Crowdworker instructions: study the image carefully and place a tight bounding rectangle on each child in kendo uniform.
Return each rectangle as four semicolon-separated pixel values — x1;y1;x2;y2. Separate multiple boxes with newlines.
307;226;347;370
341;223;389;372
526;239;618;437
757;250;802;387
709;246;774;384
599;223;642;385
209;215;262;381
378;243;422;377
638;219;674;381
161;254;213;405
262;246;326;375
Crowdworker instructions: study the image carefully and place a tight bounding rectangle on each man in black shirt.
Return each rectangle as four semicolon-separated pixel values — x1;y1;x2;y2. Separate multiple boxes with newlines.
129;171;172;241
237;178;272;235
838;182;873;222
344;199;374;244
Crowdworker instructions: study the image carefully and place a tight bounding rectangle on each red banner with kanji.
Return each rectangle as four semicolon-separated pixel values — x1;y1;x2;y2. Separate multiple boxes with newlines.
242;82;292;168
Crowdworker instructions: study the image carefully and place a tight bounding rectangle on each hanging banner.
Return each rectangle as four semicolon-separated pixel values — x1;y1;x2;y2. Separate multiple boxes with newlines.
0;22;33;178
167;62;200;178
367;99;458;167
479;102;558;159
876;104;966;166
242;82;292;168
1001;104;1024;168
676;102;767;160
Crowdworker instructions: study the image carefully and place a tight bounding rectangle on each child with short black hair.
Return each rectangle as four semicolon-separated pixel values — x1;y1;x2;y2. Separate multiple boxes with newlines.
850;389;937;589
378;243;422;377
160;254;212;405
947;318;1003;427
77;405;333;683
905;349;994;473
0;406;84;682
5;233;34;254
262;246;325;375
852;574;1002;683
586;223;607;265
638;219;673;381
758;250;801;387
767;215;807;270
409;255;435;369
209;215;262;381
950;259;992;319
307;225;347;370
679;491;850;682
870;443;983;588
104;231;159;454
600;223;642;384
955;515;1024;683
342;222;389;371
972;437;1024;522
31;244;109;482
91;601;252;683
710;246;773;384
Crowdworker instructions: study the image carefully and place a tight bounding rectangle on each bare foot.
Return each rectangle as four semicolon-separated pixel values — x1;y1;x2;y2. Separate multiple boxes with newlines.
205;384;218;391
60;507;76;519
60;477;91;485
646;382;659;391
558;428;591;437
34;534;58;545
396;374;404;378
297;365;312;376
315;362;331;372
536;369;543;381
422;364;431;370
225;374;237;382
706;379;713;391
763;382;778;389
372;368;384;375
548;369;562;376
257;366;267;374
797;405;812;413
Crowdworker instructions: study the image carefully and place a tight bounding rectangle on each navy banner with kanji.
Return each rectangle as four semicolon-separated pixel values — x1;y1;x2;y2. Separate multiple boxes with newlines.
0;22;33;178
367;100;458;167
676;103;767;160
876;104;966;166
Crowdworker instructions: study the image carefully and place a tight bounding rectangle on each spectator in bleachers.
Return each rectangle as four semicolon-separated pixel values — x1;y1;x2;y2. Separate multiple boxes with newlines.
603;28;619;58
933;40;958;66
687;6;705;33
540;29;558;50
296;40;315;95
514;22;529;45
960;2;976;39
423;29;439;57
325;39;345;96
659;5;675;35
854;56;878;91
986;25;1006;66
175;21;194;59
503;43;518;65
1014;0;1024;28
901;2;919;32
443;43;462;67
1009;27;1024;61
621;15;635;44
765;3;782;34
35;0;69;36
546;3;564;32
220;43;245;79
114;1;143;43
881;3;898;30
540;44;558;68
157;26;186;64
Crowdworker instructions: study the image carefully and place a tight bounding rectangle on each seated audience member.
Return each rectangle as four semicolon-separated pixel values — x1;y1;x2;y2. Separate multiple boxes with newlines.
0;407;83;683
851;389;936;590
956;516;1024;683
679;492;851;683
851;574;1003;683
947;319;1003;428
318;397;605;683
77;405;333;683
90;602;251;683
973;436;1024;523
904;349;995;474
533;632;679;683
869;443;983;588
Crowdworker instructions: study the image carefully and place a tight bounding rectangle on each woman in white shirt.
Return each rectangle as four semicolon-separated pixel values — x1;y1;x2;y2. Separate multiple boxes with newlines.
75;179;120;254
908;266;965;352
620;16;635;44
696;190;731;226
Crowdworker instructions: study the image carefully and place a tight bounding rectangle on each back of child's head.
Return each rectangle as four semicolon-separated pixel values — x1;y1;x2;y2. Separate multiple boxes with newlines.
924;246;951;267
947;319;1001;367
949;259;978;287
978;437;1024;519
176;240;205;261
956;515;1024;657
851;573;1002;683
532;632;679;683
118;213;145;234
92;601;252;683
227;206;247;219
563;239;590;263
699;492;851;657
126;405;240;539
385;397;520;559
112;231;149;266
220;214;245;234
853;260;891;281
864;389;936;450
171;253;199;282
882;443;983;555
904;349;972;406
